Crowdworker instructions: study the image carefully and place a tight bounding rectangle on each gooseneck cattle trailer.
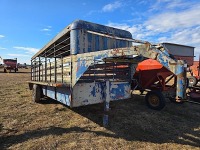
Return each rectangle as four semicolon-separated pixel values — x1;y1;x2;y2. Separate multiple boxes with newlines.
28;20;187;126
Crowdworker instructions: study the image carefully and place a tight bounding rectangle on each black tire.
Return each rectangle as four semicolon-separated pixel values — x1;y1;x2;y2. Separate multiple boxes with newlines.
14;68;17;72
4;68;6;73
187;76;197;87
32;84;43;102
145;91;166;110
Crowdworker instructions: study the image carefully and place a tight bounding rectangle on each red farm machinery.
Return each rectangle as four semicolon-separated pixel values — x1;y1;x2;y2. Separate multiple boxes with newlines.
187;56;200;101
2;58;18;73
188;56;200;87
132;53;200;107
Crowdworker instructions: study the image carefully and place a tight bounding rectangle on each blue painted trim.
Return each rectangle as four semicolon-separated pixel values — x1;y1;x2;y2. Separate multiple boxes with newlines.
70;20;132;38
70;30;79;54
43;86;71;106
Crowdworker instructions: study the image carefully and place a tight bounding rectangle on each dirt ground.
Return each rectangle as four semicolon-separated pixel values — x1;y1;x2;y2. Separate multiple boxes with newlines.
0;68;200;150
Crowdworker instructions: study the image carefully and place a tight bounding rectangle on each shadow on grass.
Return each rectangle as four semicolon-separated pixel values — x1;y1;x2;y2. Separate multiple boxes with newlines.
1;95;199;149
38;98;61;105
0;124;3;132
72;94;200;148
0;126;117;149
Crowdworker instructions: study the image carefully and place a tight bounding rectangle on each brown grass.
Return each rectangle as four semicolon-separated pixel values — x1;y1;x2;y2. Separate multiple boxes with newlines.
0;68;200;150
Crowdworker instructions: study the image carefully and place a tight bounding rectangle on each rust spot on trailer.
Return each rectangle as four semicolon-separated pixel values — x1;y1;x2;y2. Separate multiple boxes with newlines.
111;48;125;56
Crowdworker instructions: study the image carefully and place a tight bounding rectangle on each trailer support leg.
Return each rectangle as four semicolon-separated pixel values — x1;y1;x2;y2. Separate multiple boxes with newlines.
176;60;186;101
103;80;110;127
103;102;110;127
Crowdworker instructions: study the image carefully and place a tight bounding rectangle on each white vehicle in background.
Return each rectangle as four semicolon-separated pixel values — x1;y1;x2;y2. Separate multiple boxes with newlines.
0;56;3;66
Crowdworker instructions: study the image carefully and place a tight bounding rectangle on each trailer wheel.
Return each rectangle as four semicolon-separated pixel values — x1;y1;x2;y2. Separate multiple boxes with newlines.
187;76;197;87
14;68;17;72
145;91;166;110
32;84;43;102
4;68;6;73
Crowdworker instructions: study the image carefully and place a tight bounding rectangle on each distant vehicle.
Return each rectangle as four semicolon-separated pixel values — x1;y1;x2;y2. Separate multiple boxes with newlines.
3;58;18;73
18;63;28;69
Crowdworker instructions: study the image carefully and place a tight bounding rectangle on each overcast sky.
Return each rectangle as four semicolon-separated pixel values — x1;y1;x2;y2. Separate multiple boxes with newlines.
0;0;200;64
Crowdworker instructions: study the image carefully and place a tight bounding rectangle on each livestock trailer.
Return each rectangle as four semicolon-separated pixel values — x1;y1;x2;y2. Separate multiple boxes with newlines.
28;20;187;126
29;20;133;108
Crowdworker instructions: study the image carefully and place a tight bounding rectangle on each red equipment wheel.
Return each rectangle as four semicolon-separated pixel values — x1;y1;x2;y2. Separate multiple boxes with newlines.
145;91;166;110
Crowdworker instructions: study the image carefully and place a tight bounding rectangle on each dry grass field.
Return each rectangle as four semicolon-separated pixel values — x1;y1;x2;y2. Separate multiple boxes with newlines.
0;68;200;149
